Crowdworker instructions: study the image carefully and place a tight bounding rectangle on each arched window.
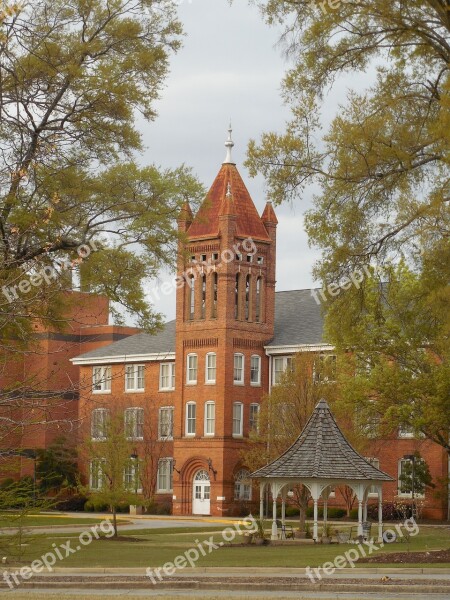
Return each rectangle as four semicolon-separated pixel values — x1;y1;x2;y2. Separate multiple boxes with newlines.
234;469;251;501
235;273;241;319
255;277;262;322
245;274;251;321
211;272;218;318
201;274;206;319
188;275;195;320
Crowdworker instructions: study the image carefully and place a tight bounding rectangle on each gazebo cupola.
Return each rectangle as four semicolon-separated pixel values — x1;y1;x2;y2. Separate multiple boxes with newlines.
251;399;394;541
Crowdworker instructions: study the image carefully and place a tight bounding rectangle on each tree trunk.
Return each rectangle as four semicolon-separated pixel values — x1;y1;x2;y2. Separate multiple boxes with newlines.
112;505;118;538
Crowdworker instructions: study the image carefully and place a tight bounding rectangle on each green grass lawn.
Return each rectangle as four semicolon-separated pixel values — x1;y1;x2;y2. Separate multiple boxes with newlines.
0;514;115;527
9;523;449;569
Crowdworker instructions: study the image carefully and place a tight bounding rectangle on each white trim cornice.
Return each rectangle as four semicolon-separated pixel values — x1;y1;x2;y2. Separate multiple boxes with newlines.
71;352;175;366
264;344;334;355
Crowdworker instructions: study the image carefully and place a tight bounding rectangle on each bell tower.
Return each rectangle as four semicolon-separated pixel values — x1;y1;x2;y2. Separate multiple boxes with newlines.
172;126;277;516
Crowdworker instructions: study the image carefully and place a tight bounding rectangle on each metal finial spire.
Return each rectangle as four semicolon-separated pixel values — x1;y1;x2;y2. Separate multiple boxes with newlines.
223;122;235;164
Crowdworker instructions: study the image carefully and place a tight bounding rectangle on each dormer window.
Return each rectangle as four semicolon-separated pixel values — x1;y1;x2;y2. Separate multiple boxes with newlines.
257;257;264;265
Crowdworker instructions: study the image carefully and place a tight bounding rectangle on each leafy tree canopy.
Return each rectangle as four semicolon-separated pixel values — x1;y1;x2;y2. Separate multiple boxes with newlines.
0;0;205;334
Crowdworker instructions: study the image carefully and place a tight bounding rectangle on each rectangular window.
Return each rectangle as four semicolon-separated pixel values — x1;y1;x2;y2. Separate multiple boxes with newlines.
186;354;198;384
186;402;196;436
91;408;109;440
233;402;243;437
398;458;425;498
158;407;174;439
157;458;173;492
124;407;144;440
125;365;145;391
250;355;261;385
272;356;293;385
249;403;260;432
160;363;175;390
124;460;142;493
233;353;244;385
398;425;415;439
204;402;215;436
365;457;380;496
92;366;112;393
205;353;216;384
89;459;105;490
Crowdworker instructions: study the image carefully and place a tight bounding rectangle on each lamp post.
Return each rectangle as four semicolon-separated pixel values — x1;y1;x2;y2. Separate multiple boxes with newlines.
403;454;416;519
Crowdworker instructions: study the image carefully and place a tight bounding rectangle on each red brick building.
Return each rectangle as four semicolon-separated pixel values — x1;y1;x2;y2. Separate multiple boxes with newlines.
72;131;449;520
0;290;139;479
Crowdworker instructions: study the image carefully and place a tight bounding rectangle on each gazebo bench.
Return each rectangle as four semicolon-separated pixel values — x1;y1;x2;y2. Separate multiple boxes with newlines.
276;519;294;539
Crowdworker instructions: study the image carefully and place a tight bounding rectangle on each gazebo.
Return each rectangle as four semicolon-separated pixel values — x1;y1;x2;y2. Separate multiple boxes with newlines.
251;399;394;542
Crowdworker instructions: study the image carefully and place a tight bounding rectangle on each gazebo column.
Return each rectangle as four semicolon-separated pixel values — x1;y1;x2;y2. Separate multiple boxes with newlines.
310;483;322;542
357;499;363;537
363;500;368;522
259;483;264;521
270;482;282;540
377;487;383;543
281;487;287;525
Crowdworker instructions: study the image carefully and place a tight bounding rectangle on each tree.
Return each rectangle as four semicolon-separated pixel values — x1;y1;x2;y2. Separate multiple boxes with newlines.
242;352;342;532
398;453;434;497
0;0;204;333
0;0;204;441
36;436;78;494
80;408;142;537
245;1;450;452
330;262;450;454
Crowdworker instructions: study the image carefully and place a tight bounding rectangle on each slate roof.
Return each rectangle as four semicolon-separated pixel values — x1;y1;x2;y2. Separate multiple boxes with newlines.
186;163;271;242
268;290;325;347
251;399;393;481
74;290;326;362
75;320;176;360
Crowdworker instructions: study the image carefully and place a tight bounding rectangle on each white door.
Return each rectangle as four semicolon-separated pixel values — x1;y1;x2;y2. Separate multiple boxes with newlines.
192;469;210;515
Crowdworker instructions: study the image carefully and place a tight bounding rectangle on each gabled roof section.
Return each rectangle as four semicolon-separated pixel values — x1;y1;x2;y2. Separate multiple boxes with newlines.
268;290;325;347
186;163;271;242
251;399;393;481
72;320;176;363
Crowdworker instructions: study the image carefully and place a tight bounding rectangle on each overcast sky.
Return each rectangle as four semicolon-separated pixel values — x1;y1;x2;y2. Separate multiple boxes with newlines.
139;0;370;321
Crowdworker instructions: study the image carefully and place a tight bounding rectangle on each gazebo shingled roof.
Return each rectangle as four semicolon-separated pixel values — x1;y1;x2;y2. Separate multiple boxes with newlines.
251;399;392;482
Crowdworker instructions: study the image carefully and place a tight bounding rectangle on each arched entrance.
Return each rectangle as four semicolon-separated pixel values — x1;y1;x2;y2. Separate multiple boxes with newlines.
193;469;210;515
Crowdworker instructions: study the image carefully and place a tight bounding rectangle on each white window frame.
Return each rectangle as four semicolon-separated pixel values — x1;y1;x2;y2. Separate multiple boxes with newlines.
204;401;215;436
186;353;198;385
124;407;144;440
398;458;425;498
89;458;105;490
233;353;244;385
158;406;174;440
124;459;143;493
250;355;261;386
249;403;260;432
186;401;196;436
159;362;175;391
157;458;173;493
91;408;109;440
365;457;380;497
205;352;217;384
125;364;145;392
272;356;293;385
234;469;252;501
398;425;415;439
92;366;112;393
232;402;243;437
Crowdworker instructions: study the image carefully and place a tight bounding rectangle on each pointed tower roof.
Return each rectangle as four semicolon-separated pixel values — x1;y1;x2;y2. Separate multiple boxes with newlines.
251;399;393;481
178;200;193;224
261;201;278;225
187;127;271;242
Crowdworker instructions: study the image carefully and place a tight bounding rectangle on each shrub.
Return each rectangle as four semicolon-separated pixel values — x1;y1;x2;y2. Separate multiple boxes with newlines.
56;495;87;512
84;499;109;512
285;506;300;517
